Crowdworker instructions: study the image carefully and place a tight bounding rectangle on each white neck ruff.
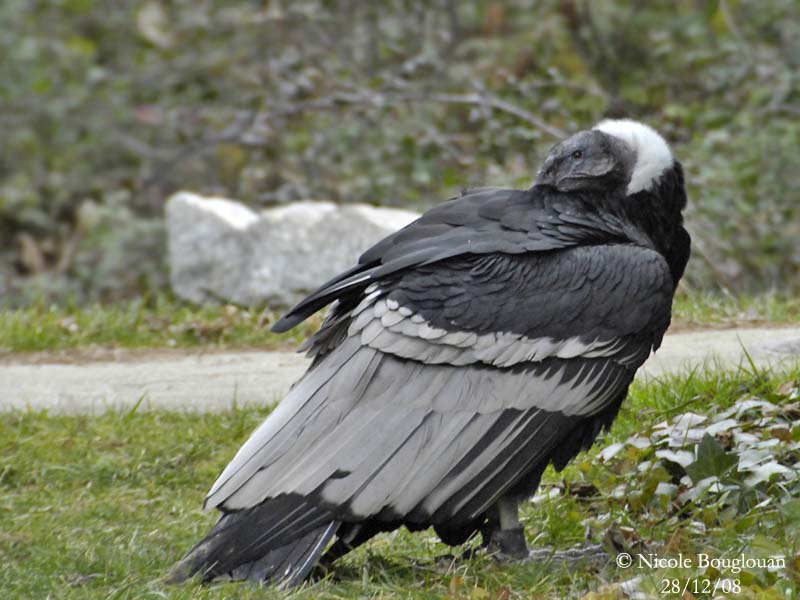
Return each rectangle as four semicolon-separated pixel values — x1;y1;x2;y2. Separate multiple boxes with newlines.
594;119;673;194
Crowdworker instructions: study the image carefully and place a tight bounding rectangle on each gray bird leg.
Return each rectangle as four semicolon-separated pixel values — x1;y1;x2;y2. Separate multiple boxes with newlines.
482;496;608;565
484;495;529;560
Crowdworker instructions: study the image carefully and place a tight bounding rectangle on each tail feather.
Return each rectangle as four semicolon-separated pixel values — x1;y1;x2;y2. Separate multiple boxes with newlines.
168;495;339;586
229;521;340;586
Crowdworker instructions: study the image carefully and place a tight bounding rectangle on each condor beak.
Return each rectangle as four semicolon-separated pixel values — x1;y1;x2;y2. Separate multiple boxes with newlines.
535;156;558;187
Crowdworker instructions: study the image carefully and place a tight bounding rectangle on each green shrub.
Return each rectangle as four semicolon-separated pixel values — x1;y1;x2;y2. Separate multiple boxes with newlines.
1;0;798;305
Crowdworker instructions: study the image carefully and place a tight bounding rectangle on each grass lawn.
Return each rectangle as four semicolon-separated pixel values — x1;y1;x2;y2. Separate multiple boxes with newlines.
0;296;322;355
1;293;799;355
2;366;799;599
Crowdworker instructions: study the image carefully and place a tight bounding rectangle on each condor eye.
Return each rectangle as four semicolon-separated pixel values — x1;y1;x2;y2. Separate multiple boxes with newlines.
571;150;583;159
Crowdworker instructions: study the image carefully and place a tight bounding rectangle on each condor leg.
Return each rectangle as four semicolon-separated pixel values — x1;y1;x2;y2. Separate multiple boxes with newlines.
484;494;529;560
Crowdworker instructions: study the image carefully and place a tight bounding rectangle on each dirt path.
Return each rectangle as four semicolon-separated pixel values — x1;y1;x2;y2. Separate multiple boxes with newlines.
2;327;799;414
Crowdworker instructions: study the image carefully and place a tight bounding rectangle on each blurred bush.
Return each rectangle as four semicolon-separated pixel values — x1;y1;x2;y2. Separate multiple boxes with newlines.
0;0;798;306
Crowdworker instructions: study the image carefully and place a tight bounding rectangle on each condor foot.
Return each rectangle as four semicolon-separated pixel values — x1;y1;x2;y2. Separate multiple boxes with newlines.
486;526;529;561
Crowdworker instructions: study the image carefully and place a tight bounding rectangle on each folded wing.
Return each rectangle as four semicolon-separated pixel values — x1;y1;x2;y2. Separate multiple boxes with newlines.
206;234;674;528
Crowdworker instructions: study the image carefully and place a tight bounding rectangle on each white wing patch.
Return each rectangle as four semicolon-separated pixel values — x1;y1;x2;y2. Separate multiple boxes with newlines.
350;296;633;368
593;119;673;194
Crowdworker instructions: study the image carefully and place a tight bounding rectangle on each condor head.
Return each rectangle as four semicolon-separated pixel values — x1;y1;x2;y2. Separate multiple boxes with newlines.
535;119;675;195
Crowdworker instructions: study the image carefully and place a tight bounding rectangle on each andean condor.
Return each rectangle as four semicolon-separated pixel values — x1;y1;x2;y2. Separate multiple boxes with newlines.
170;119;691;587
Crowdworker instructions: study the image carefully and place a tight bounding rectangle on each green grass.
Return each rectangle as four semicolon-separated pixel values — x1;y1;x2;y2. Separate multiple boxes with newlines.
0;296;321;355
1;293;799;356
2;368;799;599
671;292;800;330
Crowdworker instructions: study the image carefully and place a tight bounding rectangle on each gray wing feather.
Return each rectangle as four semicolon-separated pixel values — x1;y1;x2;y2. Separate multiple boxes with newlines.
206;339;368;507
206;336;632;519
425;410;554;518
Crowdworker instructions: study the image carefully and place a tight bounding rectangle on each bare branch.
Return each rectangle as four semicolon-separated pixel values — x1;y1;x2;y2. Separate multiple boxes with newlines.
145;90;565;194
244;90;566;139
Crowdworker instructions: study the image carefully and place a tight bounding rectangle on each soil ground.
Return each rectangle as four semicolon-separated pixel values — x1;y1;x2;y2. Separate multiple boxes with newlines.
2;327;799;414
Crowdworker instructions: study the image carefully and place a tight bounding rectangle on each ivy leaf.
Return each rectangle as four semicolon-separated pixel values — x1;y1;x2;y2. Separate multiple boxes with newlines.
685;434;739;484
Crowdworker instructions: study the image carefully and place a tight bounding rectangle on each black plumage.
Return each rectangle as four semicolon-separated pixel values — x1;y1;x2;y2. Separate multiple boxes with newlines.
170;119;691;586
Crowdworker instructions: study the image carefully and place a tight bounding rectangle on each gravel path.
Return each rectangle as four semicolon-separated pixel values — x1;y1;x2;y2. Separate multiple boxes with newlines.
2;327;799;414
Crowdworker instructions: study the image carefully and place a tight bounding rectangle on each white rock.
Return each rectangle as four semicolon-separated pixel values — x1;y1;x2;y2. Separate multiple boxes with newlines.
166;192;419;306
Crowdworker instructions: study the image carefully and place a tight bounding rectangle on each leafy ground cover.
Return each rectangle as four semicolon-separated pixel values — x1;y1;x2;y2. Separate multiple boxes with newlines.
2;367;799;599
2;293;799;356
